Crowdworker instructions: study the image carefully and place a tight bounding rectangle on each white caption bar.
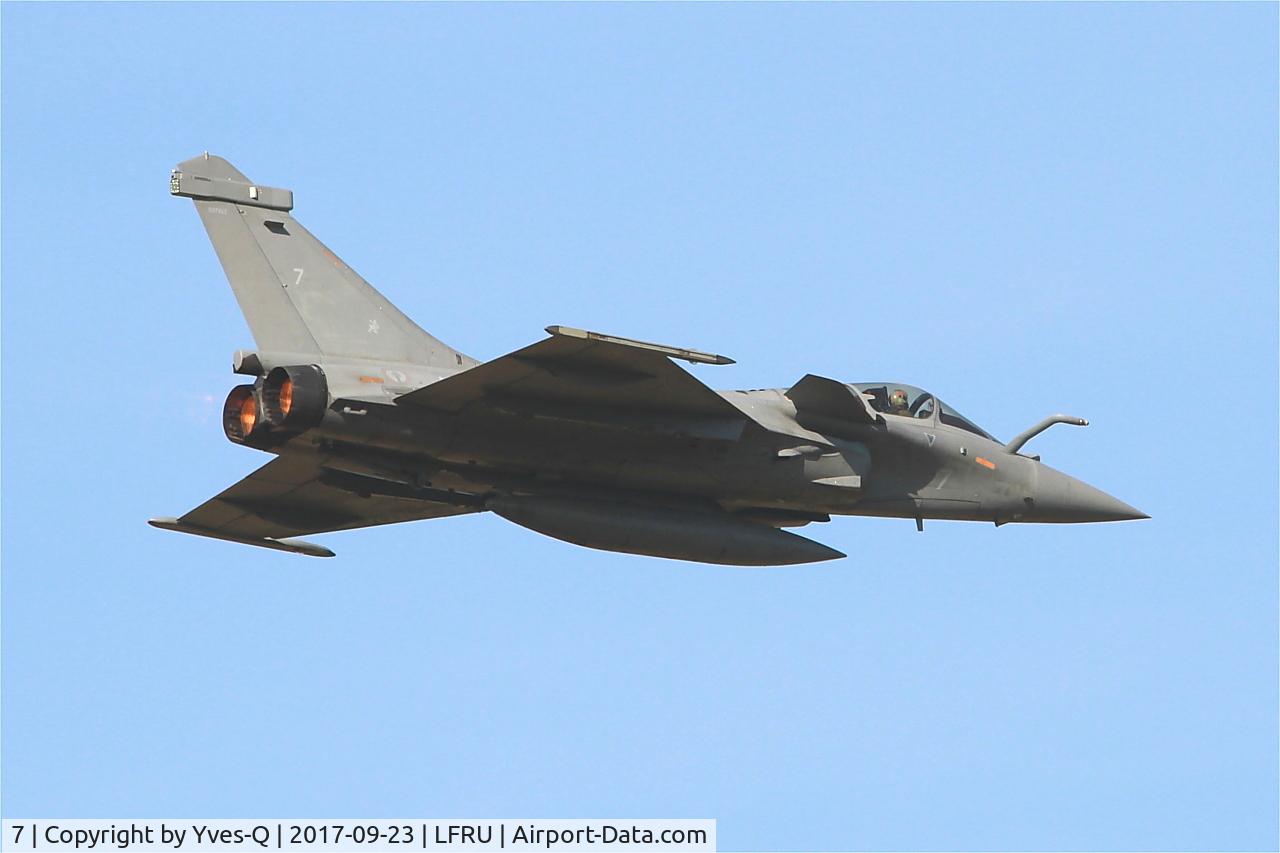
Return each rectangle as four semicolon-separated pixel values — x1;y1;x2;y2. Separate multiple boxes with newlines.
2;821;715;853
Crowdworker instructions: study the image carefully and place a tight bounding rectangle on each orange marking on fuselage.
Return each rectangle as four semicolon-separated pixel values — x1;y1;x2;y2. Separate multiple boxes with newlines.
975;456;996;470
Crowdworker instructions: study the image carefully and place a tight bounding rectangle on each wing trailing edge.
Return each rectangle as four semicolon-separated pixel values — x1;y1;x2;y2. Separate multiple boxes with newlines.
151;450;480;557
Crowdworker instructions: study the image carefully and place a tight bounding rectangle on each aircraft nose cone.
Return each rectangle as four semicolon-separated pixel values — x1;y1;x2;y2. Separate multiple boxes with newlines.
1033;465;1148;523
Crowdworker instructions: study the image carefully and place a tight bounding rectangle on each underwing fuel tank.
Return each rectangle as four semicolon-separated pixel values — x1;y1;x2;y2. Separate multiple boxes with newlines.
487;496;845;566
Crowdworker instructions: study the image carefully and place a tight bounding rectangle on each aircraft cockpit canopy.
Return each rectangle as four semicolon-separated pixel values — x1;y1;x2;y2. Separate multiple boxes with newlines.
853;382;997;442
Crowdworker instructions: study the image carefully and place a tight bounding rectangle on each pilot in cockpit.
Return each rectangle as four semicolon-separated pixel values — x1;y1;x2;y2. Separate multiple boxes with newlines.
888;388;911;416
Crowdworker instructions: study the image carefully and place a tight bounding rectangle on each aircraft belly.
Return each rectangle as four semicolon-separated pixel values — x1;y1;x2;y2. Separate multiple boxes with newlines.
488;495;843;565
327;399;869;513
844;497;983;521
435;413;733;494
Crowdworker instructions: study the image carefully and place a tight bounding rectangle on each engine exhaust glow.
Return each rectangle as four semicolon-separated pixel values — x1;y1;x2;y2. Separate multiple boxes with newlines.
238;393;257;435
278;377;293;418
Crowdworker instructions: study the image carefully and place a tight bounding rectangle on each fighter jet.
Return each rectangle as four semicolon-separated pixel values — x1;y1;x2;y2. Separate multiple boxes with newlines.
151;154;1147;565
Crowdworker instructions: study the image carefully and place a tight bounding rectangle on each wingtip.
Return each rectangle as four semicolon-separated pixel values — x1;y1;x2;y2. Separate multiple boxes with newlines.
292;542;337;558
149;517;335;557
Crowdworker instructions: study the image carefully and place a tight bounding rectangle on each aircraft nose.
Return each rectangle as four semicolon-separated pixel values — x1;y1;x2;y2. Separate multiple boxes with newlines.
1033;465;1148;523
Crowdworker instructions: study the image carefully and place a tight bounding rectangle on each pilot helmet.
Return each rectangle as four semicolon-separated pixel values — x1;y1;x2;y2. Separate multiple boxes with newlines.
890;388;909;409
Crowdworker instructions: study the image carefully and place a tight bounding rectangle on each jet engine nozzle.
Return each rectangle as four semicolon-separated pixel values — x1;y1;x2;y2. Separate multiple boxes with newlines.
223;384;272;447
262;365;328;429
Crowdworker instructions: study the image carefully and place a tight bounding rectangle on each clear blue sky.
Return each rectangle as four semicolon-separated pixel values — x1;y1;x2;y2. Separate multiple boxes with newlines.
2;4;1276;850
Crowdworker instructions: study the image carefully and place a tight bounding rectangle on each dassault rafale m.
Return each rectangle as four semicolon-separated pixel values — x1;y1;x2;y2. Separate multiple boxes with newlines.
151;154;1147;565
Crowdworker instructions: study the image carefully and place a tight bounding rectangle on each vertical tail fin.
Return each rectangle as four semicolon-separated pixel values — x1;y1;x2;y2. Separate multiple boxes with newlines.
171;153;472;370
